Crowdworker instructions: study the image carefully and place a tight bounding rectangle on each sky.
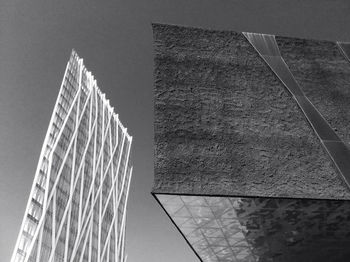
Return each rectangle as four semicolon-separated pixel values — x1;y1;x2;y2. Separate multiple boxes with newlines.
1;0;350;261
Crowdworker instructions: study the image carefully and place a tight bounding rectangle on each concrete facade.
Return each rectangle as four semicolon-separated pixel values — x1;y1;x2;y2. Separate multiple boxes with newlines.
153;24;350;199
153;24;350;262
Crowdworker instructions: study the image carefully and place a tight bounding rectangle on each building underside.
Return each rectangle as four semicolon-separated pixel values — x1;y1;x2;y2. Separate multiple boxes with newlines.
153;24;350;262
154;194;350;262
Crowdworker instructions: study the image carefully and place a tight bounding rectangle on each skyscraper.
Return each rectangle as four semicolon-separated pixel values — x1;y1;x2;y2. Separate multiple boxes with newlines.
152;24;350;261
11;51;133;262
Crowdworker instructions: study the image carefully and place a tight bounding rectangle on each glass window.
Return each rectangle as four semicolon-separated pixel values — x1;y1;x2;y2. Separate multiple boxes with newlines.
262;56;304;97
295;96;340;141
244;32;280;57
323;141;350;184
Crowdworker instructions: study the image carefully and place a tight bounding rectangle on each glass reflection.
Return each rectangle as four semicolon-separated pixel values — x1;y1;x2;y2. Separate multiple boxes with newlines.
157;194;256;262
294;96;340;141
262;56;304;97
323;141;350;185
338;42;350;62
243;32;280;57
157;194;350;262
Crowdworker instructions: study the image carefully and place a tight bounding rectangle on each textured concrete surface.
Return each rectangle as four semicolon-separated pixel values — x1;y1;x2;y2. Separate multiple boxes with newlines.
153;24;350;199
276;36;350;145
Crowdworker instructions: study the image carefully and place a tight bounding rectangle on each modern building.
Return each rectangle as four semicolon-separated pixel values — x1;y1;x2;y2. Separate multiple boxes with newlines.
152;24;350;262
11;51;133;262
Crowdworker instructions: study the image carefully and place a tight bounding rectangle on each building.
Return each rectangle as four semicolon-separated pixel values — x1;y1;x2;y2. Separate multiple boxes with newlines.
11;51;133;262
152;24;350;262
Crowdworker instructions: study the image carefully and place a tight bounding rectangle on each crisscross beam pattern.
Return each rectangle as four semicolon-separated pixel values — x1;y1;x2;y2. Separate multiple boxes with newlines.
11;50;133;262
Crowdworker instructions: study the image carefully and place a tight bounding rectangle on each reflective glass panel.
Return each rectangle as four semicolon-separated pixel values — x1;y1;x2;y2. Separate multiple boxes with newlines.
323;141;350;187
294;95;340;141
338;42;350;62
156;194;350;262
262;56;304;97
157;194;256;262
243;32;280;57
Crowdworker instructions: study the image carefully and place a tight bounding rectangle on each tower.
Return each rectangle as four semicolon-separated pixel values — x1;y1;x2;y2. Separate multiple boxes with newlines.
11;51;133;262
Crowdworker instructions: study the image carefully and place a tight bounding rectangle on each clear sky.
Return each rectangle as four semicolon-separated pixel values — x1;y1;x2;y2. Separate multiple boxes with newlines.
1;1;350;261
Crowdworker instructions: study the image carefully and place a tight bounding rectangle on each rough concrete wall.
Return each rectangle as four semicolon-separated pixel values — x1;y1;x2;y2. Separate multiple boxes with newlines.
153;24;350;199
276;36;350;145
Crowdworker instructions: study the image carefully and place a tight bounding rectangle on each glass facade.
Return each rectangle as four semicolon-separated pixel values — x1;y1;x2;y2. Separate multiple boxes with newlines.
156;194;350;262
11;50;132;262
337;42;350;62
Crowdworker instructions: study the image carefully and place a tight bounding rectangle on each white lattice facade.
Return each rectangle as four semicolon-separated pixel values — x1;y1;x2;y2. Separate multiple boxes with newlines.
11;51;133;262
